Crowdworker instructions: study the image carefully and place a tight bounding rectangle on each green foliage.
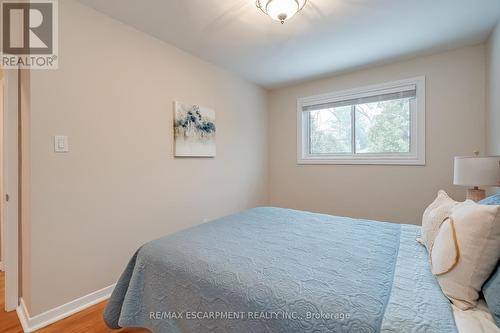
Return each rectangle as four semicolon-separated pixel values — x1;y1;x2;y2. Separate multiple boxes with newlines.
357;99;410;153
309;99;411;155
309;106;351;154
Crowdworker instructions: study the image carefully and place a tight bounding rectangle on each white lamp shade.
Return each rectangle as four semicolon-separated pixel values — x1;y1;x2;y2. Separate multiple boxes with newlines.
453;156;500;187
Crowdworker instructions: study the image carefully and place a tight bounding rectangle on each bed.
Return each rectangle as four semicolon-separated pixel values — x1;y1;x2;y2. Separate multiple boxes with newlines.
104;207;466;332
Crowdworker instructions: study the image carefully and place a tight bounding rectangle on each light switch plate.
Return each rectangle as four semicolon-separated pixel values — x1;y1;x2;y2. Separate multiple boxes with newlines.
54;135;69;153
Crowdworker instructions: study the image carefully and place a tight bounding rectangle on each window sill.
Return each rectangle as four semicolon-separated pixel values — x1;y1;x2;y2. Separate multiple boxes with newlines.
297;157;426;165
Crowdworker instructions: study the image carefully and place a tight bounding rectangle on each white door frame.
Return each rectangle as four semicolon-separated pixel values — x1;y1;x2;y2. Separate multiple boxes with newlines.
2;68;19;312
0;73;3;273
0;72;3;271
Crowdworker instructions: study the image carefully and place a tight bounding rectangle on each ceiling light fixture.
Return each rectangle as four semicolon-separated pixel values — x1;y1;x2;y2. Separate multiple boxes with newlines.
256;0;307;24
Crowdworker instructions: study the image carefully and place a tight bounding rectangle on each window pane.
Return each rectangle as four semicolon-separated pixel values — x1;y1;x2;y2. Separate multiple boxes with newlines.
309;106;352;154
355;98;411;154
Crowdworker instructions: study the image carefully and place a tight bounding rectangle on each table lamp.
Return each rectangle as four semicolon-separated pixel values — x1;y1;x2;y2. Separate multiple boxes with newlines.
453;153;500;202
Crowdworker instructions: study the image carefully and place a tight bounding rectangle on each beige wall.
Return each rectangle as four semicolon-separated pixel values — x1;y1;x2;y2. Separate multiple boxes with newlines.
268;45;486;225
27;0;268;316
486;21;500;155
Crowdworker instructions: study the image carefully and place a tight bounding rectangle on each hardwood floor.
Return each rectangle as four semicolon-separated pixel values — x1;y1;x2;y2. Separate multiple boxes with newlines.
0;272;22;333
0;272;150;333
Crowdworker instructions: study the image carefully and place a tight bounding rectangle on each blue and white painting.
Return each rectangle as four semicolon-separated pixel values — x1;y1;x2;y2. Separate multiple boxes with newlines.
174;102;216;157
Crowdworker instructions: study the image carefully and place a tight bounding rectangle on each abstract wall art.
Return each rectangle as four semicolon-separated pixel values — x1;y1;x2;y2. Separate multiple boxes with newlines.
174;102;216;157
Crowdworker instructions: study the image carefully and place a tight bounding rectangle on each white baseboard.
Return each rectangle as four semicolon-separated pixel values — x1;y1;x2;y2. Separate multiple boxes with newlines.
16;283;116;332
16;300;30;333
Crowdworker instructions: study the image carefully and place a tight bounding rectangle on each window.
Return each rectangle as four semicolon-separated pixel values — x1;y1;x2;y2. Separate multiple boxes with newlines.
297;77;425;165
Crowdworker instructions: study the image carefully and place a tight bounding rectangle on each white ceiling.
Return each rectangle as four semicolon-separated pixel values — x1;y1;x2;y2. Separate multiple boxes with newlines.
78;0;500;88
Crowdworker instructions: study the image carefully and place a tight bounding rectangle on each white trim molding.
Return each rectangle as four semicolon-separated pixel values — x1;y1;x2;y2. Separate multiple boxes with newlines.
297;76;426;165
16;299;30;333
3;67;20;311
16;284;115;332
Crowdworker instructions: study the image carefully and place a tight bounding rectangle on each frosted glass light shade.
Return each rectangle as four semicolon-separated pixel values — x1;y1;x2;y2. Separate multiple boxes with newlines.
257;0;307;23
454;156;500;187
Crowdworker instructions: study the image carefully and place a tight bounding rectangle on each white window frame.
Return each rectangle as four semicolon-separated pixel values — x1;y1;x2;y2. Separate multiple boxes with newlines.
297;77;426;165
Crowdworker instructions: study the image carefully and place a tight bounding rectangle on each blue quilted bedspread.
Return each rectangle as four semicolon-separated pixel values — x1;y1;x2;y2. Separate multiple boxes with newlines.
104;207;457;332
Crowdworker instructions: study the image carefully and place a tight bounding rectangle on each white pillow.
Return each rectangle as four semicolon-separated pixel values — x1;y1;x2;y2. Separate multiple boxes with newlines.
431;218;459;276
432;200;500;310
419;190;458;253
